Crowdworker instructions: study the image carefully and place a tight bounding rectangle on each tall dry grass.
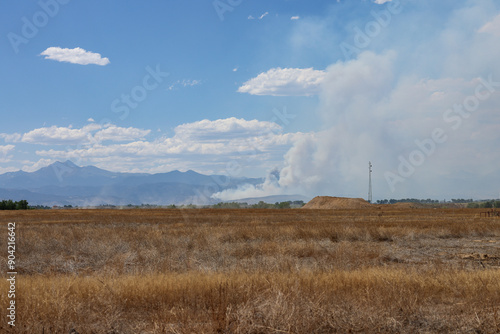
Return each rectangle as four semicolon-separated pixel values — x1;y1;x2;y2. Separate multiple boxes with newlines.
0;208;499;333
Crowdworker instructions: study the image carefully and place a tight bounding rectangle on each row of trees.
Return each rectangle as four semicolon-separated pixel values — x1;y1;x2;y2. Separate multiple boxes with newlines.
450;199;474;203
376;198;440;204
0;199;29;210
467;200;500;209
376;198;496;207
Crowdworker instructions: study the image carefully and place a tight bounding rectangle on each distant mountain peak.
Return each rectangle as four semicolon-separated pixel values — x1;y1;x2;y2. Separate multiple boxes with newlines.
51;160;79;169
63;160;78;167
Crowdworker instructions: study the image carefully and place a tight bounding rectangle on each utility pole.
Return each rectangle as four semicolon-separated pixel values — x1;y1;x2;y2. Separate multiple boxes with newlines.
368;161;373;203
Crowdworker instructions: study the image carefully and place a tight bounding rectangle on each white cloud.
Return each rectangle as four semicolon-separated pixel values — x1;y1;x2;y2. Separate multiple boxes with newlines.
94;126;150;142
373;0;393;4
87;118;95;122
3;123;149;146
168;79;201;91
290;16;300;20
0;145;15;154
259;12;269;20
0;145;15;163
0;133;22;143
248;12;268;20
0;166;18;174
33;118;307;175
181;79;201;87
21;159;56;173
22;125;94;145
478;13;500;36
238;68;326;96
40;47;110;66
37;118;302;157
174;117;282;141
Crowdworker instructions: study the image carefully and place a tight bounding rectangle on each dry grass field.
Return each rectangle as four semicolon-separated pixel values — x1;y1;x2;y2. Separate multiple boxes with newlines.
1;207;500;333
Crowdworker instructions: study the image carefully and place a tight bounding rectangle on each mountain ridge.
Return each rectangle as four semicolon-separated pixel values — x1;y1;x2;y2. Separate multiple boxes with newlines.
0;161;273;206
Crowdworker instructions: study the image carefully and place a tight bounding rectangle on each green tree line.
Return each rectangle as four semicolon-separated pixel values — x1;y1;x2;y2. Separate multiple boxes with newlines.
376;198;440;204
467;200;500;209
0;199;29;210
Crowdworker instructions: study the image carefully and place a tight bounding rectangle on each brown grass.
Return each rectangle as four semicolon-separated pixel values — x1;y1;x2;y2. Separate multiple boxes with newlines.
0;208;499;333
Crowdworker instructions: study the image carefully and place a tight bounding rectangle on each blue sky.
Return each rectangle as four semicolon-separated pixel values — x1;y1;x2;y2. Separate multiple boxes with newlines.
1;0;500;201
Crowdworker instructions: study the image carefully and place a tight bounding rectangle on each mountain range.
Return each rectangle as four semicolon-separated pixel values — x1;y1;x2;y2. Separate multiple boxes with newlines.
0;161;272;207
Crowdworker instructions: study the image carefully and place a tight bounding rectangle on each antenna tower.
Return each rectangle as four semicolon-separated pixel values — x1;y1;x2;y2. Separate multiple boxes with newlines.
368;161;373;203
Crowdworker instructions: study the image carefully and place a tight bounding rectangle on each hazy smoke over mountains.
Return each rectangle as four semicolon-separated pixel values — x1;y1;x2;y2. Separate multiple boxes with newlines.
214;2;500;201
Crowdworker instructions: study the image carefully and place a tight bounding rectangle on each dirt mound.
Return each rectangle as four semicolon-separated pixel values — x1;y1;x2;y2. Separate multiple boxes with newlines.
303;196;373;209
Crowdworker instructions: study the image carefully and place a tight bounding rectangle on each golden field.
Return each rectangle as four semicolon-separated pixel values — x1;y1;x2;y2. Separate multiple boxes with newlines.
0;208;500;333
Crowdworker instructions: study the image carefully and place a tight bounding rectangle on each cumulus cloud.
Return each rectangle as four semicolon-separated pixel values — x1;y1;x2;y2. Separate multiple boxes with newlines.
22;125;95;145
0;145;15;154
36;118;303;159
373;0;393;4
40;47;110;66
0;145;15;162
238;68;326;96
0;166;18;174
174;117;282;141
290;16;300;20
27;117;307;177
0;133;22;143
11;118;303;176
21;159;57;173
94;126;150;142
1;123;149;146
167;117;302;155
